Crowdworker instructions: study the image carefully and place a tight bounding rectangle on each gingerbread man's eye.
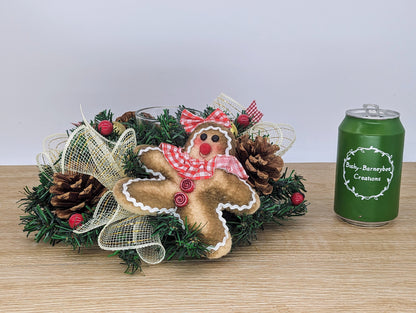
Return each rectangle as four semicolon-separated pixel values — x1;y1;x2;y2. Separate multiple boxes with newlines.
200;133;207;141
211;135;219;142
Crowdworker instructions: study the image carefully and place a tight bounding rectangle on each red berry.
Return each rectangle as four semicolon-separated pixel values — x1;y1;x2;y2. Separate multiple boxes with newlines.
174;192;189;207
68;213;84;229
236;114;250;127
98;120;113;136
291;192;304;206
180;178;195;193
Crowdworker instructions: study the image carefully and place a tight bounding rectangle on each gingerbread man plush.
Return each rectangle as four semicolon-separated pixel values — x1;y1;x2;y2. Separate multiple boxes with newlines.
113;108;260;259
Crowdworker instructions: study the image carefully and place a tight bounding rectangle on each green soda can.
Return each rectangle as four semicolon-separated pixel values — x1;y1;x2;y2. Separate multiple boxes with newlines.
334;104;405;226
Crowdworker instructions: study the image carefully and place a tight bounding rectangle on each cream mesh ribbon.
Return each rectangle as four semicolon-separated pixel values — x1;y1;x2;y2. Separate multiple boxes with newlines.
60;123;132;189
98;208;165;264
37;110;165;264
212;93;296;156
36;133;68;182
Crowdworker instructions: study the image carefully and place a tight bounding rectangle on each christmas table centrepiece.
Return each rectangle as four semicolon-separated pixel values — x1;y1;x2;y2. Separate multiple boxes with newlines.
19;93;308;273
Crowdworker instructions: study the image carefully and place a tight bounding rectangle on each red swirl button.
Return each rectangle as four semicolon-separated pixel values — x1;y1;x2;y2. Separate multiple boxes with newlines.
174;192;188;207
180;178;195;193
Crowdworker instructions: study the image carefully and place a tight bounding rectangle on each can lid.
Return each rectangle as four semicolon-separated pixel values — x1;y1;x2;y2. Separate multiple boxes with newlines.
346;104;400;120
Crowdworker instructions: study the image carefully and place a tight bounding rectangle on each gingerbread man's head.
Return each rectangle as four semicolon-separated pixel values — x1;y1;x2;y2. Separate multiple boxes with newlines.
184;122;236;161
181;109;236;161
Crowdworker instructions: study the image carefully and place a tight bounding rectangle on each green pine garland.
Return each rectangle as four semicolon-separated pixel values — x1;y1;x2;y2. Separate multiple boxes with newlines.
19;106;308;274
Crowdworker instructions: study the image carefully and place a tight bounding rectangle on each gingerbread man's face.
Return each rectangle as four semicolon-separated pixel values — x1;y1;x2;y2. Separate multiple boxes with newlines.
184;122;236;161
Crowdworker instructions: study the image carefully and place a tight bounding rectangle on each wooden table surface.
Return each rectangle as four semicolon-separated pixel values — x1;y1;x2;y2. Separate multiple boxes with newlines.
1;163;415;312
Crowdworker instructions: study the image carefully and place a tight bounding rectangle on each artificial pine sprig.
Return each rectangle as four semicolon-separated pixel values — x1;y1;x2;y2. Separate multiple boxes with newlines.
132;108;188;147
109;250;143;274
272;168;307;199
201;106;216;118
122;148;150;178
156;109;187;146
94;109;114;124
226;168;307;246
149;215;209;260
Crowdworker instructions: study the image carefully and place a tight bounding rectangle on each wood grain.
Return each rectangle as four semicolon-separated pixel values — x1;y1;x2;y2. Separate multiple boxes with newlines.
1;163;415;312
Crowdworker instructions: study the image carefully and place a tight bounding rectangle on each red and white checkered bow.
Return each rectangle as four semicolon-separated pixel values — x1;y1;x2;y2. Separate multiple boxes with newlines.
180;108;231;133
246;100;264;123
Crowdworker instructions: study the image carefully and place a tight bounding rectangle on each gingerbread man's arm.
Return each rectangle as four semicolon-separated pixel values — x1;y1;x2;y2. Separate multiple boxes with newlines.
135;145;181;182
202;169;260;215
112;145;181;215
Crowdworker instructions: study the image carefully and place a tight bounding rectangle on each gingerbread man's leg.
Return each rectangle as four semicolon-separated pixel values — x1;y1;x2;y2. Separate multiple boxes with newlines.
180;169;260;259
179;200;232;259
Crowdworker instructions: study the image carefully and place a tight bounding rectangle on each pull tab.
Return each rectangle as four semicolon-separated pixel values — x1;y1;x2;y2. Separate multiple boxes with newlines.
363;104;380;117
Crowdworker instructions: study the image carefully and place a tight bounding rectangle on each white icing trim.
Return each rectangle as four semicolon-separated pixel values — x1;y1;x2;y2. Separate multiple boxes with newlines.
186;126;232;155
137;146;165;179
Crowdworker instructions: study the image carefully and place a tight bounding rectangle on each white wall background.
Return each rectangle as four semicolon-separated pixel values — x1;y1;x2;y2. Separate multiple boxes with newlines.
0;0;415;165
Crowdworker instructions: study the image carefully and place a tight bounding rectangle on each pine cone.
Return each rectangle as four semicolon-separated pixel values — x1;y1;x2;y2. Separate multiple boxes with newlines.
236;134;284;195
115;111;136;123
49;173;107;219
